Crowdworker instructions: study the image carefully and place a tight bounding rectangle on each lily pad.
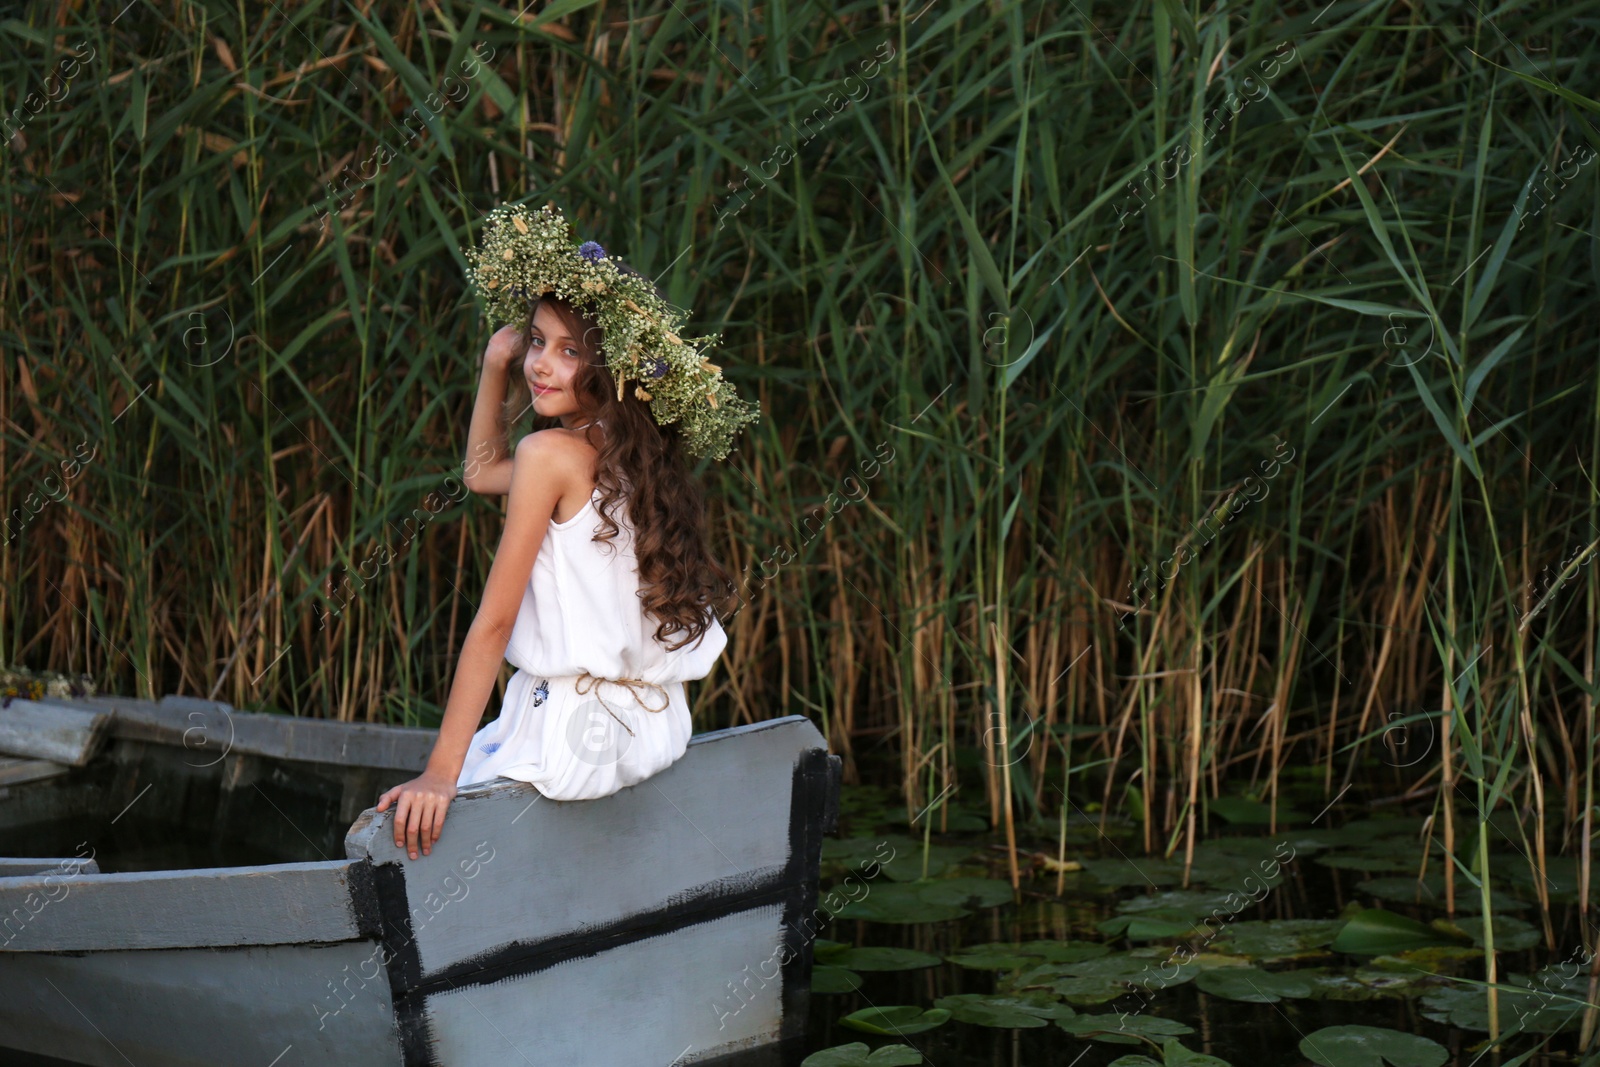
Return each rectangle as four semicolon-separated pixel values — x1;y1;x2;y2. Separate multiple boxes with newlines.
1162;1039;1235;1066
1058;1013;1195;1045
822;836;899;865
1345;965;1446;999
876;851;972;883
840;1005;951;1036
828;947;943;971
826;882;971;924
1212;919;1344;962
1194;966;1314;1002
823;834;973;882
1314;835;1444;874
1367;945;1484;975
907;801;988;833
915;876;1015;908
946;940;1108;970
1186;840;1294;890
835;784;900;816
1342;816;1430;837
1053;952;1203;1004
1331;909;1462;955
1354;876;1449;908
875;841;975;882
1501;855;1600;904
945;945;1037;970
814;938;851;963
811;965;862;993
1064;951;1202;986
1289;818;1424;851
820;838;907;881
1355;875;1528;913
1048;974;1139;1005
1298;1025;1447;1067
1099;911;1203;941
1081;856;1186;888
1306;969;1423;1002
828;874;1015;923
1033;940;1115;963
1292;966;1446;1004
1108;890;1249;939
1210;795;1304;824
1420;968;1590;1034
1433;914;1541;952
933;992;1074;1027
802;1042;922;1066
1119;890;1239;919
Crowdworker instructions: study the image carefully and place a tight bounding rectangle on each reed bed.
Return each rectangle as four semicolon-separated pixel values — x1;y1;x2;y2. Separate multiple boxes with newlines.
3;0;1600;979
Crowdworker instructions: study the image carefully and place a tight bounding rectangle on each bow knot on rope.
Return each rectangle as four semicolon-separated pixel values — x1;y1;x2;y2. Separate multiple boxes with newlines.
574;672;670;737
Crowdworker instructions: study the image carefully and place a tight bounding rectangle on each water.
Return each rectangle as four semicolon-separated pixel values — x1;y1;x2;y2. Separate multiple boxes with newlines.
798;769;1596;1067
3;742;1594;1066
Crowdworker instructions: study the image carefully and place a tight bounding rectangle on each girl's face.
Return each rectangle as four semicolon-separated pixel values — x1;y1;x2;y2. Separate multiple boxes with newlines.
524;303;595;429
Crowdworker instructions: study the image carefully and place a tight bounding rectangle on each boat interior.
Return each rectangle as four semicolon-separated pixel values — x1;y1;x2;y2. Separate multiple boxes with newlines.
0;695;433;873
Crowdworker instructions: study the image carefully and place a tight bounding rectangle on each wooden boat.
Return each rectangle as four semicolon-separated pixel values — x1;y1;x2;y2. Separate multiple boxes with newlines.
0;694;840;1066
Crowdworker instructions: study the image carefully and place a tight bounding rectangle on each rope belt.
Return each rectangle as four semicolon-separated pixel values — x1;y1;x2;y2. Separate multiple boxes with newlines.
573;672;670;737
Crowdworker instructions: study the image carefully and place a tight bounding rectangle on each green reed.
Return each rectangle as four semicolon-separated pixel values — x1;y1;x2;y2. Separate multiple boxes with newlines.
2;4;1599;1006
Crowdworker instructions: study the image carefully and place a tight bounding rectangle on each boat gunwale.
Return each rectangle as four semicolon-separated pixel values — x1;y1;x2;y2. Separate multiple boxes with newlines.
0;857;370;953
0;714;833;960
14;698;821;775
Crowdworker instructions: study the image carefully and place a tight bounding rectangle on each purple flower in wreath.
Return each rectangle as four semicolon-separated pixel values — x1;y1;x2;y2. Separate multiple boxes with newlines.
647;357;670;379
578;241;606;263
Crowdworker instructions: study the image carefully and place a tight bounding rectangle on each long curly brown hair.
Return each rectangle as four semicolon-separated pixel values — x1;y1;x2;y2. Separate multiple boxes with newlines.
501;272;735;652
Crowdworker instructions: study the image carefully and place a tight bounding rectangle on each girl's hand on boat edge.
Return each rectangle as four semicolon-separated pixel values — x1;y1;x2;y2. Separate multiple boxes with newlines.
375;772;458;860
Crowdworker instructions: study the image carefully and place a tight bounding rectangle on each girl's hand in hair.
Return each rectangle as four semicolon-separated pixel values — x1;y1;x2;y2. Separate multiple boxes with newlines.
484;324;528;373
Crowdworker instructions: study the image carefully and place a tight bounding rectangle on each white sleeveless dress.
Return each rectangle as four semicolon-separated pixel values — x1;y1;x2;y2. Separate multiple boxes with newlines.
454;484;727;800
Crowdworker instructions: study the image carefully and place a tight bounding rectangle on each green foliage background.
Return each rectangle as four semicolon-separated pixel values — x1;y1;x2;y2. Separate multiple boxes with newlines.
4;0;1600;868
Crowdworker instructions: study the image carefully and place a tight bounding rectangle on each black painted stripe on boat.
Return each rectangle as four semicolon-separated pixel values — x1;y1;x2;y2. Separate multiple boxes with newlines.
363;744;836;1066
368;860;432;1064
345;858;382;939
777;746;835;1044
414;747;835;998
409;868;793;996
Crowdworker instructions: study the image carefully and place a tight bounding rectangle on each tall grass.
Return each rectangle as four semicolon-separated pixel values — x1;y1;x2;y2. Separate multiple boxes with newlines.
3;0;1599;980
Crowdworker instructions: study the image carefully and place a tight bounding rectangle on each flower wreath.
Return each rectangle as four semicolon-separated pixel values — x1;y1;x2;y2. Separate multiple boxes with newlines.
462;203;761;462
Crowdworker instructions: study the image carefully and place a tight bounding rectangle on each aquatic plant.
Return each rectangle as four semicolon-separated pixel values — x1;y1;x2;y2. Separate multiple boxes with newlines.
5;0;1600;1046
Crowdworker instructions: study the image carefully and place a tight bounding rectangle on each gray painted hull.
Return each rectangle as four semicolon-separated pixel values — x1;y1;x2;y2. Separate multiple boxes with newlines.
0;698;839;1066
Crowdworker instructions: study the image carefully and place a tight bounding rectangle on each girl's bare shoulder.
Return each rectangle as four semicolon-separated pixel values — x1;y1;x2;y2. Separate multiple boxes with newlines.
514;429;599;505
517;427;598;464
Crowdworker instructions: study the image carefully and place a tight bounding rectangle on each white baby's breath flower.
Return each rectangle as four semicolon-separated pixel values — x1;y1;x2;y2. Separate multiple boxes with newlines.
461;204;760;460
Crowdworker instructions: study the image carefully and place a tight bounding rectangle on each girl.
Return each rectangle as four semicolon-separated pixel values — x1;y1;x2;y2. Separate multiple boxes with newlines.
377;207;756;861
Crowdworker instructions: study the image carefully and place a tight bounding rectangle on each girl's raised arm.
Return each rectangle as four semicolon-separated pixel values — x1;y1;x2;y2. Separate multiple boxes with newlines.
461;325;528;495
377;430;583;858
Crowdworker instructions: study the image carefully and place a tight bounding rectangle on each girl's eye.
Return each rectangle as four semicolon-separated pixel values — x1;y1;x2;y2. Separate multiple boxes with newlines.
563;347;579;358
